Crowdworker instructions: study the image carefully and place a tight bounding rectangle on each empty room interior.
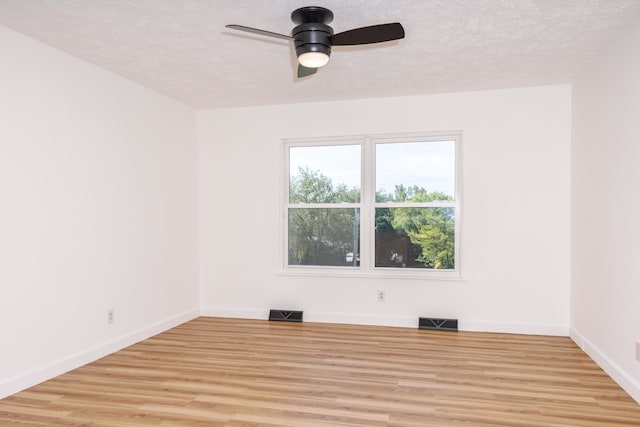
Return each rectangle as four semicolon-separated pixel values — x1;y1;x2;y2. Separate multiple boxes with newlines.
1;1;640;426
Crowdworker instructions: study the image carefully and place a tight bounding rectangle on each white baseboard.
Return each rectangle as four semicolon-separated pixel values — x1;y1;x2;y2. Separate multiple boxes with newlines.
303;311;418;328
200;306;569;335
0;308;199;400
462;320;569;336
199;307;266;320
570;327;640;404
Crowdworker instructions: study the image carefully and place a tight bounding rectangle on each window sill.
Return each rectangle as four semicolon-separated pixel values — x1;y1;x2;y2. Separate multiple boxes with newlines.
278;267;465;282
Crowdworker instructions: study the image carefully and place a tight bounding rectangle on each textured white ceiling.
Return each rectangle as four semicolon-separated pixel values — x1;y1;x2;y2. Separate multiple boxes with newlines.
1;0;640;109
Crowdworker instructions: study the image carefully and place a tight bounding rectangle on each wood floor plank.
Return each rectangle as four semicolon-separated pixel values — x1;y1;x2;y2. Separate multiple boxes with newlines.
1;317;639;426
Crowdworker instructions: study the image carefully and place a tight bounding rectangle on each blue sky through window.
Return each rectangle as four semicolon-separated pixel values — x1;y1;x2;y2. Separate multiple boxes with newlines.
289;140;455;197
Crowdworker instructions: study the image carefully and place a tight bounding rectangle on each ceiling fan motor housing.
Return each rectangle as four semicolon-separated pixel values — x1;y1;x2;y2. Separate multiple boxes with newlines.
292;22;333;58
291;6;334;59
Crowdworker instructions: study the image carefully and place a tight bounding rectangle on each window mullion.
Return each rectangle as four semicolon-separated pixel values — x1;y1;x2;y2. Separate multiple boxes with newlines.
373;201;456;208
362;137;375;272
288;203;359;209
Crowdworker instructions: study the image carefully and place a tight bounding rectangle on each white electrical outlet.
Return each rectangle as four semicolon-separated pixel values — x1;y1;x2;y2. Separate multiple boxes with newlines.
377;290;386;302
636;341;640;361
108;309;114;324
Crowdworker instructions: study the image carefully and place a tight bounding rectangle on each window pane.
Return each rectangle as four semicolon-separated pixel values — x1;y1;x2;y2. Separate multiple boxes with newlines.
376;141;455;202
290;145;360;203
289;208;360;267
375;207;454;269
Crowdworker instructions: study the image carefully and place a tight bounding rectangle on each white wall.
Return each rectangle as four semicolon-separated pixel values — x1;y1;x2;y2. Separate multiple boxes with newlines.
0;26;199;398
571;15;640;403
198;85;571;335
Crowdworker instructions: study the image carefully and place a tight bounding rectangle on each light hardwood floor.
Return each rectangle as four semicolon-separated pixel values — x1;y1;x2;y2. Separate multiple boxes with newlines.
1;317;639;426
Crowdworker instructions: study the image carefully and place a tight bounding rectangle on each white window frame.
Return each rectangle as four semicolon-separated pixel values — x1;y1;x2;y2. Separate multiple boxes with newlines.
281;131;463;280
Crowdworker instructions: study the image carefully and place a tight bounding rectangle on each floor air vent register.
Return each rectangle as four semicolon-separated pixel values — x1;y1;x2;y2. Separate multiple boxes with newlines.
269;309;303;322
419;317;458;332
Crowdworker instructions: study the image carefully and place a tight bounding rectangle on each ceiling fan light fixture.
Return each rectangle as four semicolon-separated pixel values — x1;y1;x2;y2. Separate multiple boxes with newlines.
298;51;330;68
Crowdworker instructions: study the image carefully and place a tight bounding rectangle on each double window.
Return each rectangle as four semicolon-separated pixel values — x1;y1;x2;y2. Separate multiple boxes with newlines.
284;132;461;277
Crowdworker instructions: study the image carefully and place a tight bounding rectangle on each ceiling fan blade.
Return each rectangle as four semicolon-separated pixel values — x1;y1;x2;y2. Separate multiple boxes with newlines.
297;64;317;78
225;24;293;41
331;23;405;46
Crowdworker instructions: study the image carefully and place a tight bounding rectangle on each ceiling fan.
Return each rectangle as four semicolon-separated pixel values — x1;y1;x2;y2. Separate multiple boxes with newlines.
225;6;405;78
